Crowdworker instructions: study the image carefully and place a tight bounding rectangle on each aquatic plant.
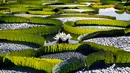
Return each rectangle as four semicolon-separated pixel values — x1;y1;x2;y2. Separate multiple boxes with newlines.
53;32;72;43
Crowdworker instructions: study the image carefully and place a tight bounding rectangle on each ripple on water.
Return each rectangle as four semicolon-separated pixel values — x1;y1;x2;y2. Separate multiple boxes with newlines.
84;36;130;51
13;14;50;18
40;52;87;61
76;26;125;29
0;43;38;53
76;64;130;73
0;23;46;30
54;17;110;23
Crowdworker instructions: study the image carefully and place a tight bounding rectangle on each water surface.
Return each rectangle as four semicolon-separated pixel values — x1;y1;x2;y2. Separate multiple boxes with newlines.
98;8;130;20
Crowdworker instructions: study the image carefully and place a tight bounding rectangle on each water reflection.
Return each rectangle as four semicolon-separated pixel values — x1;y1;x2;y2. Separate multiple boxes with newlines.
98;8;130;20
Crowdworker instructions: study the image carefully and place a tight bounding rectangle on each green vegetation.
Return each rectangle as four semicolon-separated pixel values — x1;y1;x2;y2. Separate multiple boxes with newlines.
56;0;100;3
28;11;55;15
114;3;125;10
63;23;100;34
76;20;130;27
36;43;81;56
126;10;130;14
29;17;62;27
0;26;53;36
115;51;130;64
3;56;62;73
80;29;125;41
63;21;125;35
114;2;130;14
126;6;130;10
85;52;114;67
10;8;28;13
79;0;100;2
100;0;120;4
92;4;115;8
115;9;125;14
0;17;62;35
8;49;37;57
6;41;124;57
47;15;116;20
0;16;27;23
85;51;130;68
0;32;45;46
1;0;130;72
62;9;97;14
0;26;60;35
36;42;123;56
53;57;85;73
0;16;62;27
56;0;77;3
18;0;43;5
86;42;124;54
0;0;3;3
61;6;98;14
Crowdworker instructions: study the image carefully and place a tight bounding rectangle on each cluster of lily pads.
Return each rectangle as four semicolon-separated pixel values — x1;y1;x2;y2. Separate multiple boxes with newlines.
0;0;130;73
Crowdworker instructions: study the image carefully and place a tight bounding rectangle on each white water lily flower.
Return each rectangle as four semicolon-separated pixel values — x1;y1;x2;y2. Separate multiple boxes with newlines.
66;34;72;40
53;32;72;43
44;32;78;46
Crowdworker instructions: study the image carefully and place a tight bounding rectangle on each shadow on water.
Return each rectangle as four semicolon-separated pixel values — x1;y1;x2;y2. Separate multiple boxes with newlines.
42;34;56;42
76;44;96;55
69;61;113;73
116;63;130;67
